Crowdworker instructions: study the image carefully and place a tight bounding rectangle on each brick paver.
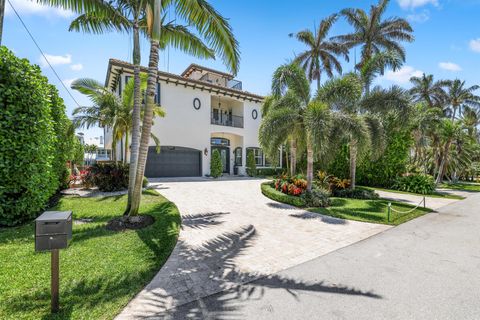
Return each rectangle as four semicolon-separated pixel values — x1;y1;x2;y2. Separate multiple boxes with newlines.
116;178;391;319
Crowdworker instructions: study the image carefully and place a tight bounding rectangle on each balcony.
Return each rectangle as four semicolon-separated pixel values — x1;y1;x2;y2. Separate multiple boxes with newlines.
211;112;244;128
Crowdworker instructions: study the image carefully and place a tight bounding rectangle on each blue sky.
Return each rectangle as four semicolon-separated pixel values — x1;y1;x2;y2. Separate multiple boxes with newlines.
4;0;480;142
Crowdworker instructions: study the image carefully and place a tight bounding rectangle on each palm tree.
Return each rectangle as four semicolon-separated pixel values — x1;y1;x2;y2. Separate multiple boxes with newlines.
443;79;480;121
71;76;164;163
462;106;480;139
63;0;216;213
435;119;465;185
409;73;447;108
335;0;414;69
289;14;349;90
260;63;333;191
128;0;240;216
318;72;410;189
111;73;164;163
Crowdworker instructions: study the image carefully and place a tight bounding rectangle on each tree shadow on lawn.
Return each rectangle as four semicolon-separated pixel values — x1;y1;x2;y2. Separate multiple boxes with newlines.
1;199;181;320
130;223;382;320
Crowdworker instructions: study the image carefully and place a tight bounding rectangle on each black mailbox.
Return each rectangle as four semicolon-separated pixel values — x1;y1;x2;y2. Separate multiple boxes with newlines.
35;211;72;252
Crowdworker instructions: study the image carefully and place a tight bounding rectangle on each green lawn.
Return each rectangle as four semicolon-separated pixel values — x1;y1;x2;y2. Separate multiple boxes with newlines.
439;182;480;192
309;198;431;226
0;190;181;320
359;186;465;200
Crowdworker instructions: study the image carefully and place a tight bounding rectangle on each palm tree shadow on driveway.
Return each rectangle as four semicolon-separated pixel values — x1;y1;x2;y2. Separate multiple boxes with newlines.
130;212;382;320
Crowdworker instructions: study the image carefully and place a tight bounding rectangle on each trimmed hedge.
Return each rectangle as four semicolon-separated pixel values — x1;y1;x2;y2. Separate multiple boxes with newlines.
0;47;75;226
261;182;306;207
256;167;284;176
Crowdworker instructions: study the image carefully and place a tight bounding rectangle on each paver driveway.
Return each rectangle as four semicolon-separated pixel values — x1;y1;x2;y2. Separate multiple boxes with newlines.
116;178;389;319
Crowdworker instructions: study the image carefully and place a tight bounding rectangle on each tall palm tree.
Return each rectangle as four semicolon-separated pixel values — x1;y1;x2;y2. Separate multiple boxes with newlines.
319;72;410;188
443;79;480;121
70;78;120;159
128;0;240;216
260;63;333;191
335;0;414;69
64;0;215;212
435;119;465;185
289;14;349;90
71;76;164;163
409;73;447;108
462;106;480;139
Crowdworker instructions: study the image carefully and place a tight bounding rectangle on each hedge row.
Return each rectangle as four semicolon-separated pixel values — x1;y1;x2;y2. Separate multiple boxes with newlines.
261;182;306;207
0;47;77;226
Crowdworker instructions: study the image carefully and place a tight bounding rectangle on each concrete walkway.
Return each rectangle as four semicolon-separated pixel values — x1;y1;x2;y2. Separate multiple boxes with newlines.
374;190;459;210
161;191;480;319
116;179;390;319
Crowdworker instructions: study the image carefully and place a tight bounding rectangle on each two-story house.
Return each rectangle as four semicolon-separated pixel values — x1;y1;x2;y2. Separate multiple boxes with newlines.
104;59;282;177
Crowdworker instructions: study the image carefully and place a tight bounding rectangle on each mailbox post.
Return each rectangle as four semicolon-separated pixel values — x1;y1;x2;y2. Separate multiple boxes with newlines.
35;211;72;313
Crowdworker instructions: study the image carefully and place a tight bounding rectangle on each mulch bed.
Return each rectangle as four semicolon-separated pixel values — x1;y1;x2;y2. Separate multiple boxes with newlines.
106;215;155;232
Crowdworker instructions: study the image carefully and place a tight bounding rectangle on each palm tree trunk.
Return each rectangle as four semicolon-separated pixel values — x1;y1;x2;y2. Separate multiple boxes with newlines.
349;138;357;189
306;137;314;192
285;146;289;175
125;20;142;215
124;131;129;164
128;39;159;216
290;139;297;176
435;141;451;185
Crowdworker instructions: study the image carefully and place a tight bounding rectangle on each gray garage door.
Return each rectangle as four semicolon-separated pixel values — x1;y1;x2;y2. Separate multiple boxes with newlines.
145;146;202;178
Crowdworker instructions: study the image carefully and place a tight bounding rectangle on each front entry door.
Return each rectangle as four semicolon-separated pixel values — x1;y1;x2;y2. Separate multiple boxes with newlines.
212;146;230;174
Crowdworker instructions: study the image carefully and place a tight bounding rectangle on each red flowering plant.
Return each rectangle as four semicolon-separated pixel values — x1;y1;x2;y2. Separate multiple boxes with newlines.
272;174;307;197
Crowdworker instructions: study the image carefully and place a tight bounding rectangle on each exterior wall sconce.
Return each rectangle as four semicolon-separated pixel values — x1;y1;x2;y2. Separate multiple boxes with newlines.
204;148;208;156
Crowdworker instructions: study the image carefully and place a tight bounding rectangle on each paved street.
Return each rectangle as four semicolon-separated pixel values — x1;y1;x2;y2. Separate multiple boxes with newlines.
116;178;390;319
162;191;480;319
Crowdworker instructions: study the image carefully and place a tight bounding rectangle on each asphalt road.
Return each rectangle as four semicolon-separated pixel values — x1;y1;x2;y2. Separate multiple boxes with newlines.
161;192;480;320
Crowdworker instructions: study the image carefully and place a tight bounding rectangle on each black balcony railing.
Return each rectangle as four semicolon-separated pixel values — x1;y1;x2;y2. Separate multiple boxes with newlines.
211;112;244;128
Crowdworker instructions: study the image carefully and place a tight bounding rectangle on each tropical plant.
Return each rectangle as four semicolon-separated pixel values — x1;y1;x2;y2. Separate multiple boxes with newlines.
393;174;435;194
442;79;480;121
71;77;163;164
290;14;349;90
462;106;480;139
435;119;465;184
409;73;447;108
260;63;335;191
210;149;223;178
335;0;414;69
246;150;257;177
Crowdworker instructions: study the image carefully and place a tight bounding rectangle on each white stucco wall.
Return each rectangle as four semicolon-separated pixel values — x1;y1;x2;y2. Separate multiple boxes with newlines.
105;71;270;176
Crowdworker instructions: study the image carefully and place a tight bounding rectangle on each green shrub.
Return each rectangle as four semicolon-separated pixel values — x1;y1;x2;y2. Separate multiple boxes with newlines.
89;162;129;192
393;174;435;194
256;168;284;176
142;176;149;188
301;188;331;207
261;182;306;207
210;149;223;178
0;47;58;226
48;84;73;190
246;150;257;177
333;188;379;200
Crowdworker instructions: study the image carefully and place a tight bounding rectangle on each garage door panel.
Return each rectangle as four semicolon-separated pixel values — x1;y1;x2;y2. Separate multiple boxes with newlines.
145;146;201;177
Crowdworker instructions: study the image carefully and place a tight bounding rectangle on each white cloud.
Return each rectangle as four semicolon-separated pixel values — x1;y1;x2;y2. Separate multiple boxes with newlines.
39;54;72;68
407;11;430;23
63;78;76;88
383;66;423;84
439;62;462;72
397;0;438;9
70;63;83;71
5;0;74;18
469;38;480;53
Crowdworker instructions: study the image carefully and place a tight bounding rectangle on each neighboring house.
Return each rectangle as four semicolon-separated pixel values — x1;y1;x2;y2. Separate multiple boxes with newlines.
104;59;282;177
